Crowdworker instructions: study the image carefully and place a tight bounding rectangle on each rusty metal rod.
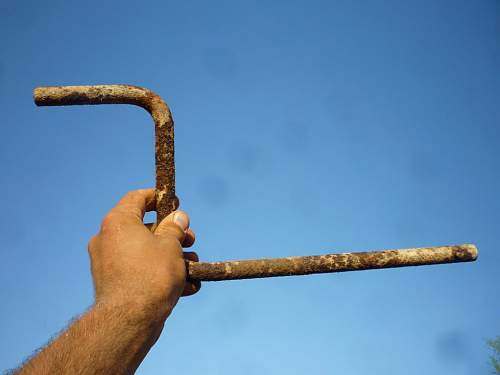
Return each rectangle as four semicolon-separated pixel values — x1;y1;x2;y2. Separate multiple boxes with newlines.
187;244;477;281
33;85;478;283
33;85;176;222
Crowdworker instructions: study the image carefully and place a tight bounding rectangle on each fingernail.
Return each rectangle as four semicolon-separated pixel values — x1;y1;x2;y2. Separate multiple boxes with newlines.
173;211;189;230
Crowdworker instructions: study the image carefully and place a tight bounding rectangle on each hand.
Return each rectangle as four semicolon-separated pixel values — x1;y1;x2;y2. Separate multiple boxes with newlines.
88;189;200;321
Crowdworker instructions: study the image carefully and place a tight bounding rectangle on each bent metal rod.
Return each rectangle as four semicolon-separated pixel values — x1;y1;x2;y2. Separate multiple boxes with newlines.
33;85;478;282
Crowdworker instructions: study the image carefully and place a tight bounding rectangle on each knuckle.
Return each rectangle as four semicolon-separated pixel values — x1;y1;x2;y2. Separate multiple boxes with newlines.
124;190;141;200
123;191;135;200
100;212;120;231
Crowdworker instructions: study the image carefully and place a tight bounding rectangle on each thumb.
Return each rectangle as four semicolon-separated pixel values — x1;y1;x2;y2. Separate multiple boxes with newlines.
154;210;190;243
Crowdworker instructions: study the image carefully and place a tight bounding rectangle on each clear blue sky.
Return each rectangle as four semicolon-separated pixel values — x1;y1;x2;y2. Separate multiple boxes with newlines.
1;1;499;374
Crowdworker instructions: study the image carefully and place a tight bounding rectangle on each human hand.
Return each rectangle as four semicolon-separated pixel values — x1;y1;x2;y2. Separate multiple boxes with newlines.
88;189;200;321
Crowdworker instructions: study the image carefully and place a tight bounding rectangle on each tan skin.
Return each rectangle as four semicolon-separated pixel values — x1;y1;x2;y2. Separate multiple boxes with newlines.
15;189;200;375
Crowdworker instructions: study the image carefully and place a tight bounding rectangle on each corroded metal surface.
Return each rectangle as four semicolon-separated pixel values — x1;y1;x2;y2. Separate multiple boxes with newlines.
33;85;176;222
34;85;478;283
187;244;478;281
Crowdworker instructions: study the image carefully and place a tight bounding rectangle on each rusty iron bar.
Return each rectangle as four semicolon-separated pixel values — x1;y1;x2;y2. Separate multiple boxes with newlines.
33;85;177;222
188;244;477;281
33;85;479;282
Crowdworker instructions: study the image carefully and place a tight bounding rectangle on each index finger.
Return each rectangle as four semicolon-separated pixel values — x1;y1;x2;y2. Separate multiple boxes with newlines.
103;189;156;227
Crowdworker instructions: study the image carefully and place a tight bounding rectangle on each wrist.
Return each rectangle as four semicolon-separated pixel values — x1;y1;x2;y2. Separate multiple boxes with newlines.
92;297;171;332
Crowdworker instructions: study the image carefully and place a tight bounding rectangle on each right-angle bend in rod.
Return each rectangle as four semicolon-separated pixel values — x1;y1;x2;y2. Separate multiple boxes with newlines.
33;84;176;223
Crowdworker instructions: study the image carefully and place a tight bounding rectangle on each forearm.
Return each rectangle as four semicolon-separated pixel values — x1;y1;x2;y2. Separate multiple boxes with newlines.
16;301;168;375
13;190;195;374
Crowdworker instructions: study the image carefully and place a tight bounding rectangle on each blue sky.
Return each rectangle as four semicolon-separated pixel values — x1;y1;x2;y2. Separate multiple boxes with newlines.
0;0;499;374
